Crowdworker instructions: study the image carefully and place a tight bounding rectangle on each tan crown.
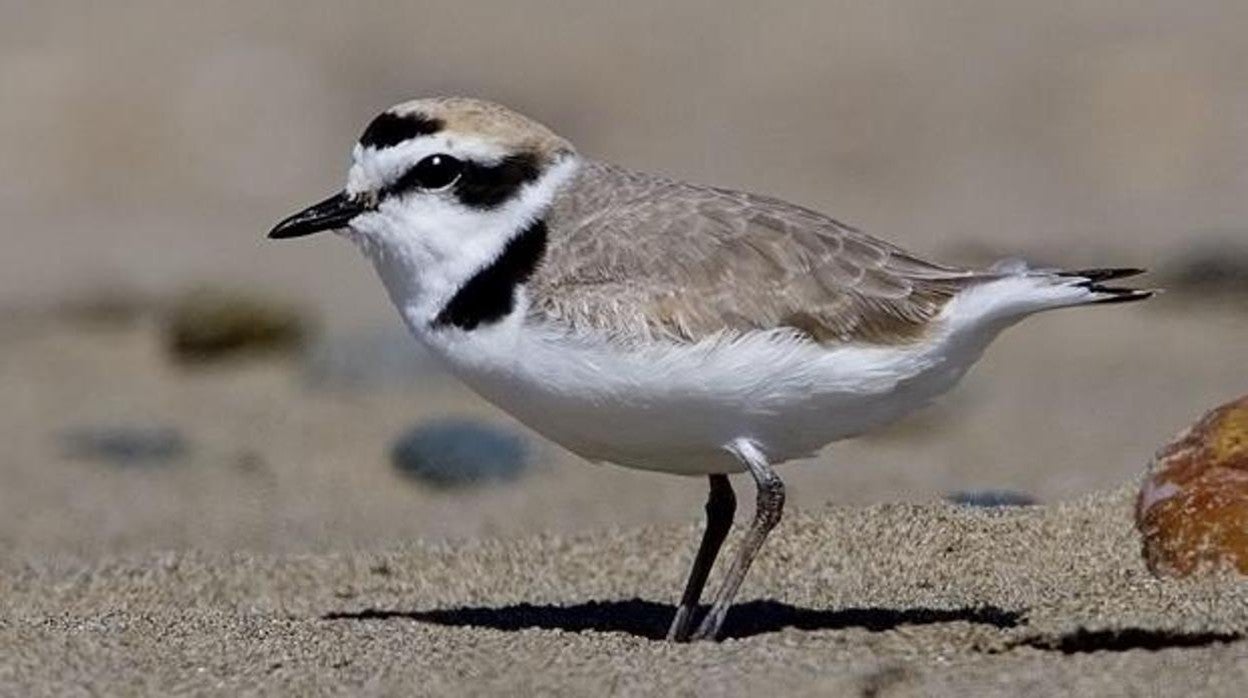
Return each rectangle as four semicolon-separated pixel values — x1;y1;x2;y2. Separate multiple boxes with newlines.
390;97;575;162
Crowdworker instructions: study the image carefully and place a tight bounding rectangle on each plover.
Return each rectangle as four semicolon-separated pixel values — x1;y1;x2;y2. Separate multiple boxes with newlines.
270;97;1150;641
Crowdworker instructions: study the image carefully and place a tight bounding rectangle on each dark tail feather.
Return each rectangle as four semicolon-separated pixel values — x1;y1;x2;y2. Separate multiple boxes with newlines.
1061;267;1146;283
1058;267;1155;304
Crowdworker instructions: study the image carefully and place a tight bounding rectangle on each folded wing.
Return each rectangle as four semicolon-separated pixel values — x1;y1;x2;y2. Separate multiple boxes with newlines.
530;161;996;345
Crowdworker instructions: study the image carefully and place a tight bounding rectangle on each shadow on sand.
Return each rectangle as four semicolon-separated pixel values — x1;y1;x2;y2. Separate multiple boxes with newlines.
323;599;1023;641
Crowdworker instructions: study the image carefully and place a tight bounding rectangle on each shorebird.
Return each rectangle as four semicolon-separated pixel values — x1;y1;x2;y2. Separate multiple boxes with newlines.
270;97;1150;641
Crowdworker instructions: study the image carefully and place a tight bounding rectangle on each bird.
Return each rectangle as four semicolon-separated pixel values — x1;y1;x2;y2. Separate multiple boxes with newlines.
269;97;1151;641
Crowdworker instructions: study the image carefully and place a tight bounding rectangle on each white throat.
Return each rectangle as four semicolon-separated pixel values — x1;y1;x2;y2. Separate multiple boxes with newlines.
346;155;580;334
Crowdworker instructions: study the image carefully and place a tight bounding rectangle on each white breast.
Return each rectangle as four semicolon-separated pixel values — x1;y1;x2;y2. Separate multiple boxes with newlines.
414;298;995;475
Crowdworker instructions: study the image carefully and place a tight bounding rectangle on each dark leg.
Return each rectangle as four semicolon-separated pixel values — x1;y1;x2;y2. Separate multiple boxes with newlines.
666;474;736;642
691;439;784;641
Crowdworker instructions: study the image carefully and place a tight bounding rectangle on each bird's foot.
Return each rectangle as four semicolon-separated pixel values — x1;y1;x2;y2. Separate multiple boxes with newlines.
689;604;729;641
666;605;695;642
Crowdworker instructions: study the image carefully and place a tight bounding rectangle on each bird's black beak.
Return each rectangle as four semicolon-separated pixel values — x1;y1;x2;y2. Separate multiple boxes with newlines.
268;191;366;239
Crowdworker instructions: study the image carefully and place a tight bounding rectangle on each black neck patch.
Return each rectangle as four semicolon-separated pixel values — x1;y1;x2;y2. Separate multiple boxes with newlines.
359;111;443;149
433;219;548;331
454;153;542;209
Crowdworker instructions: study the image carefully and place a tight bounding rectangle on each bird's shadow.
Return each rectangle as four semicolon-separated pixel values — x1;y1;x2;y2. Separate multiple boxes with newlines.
323;599;1023;641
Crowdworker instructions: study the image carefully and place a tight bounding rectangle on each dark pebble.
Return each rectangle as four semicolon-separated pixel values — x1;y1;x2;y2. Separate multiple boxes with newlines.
946;490;1038;508
390;419;530;488
59;425;189;466
1160;239;1248;297
163;287;313;364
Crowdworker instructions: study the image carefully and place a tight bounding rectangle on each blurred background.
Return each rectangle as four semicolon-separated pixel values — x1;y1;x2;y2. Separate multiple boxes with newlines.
1;1;1245;556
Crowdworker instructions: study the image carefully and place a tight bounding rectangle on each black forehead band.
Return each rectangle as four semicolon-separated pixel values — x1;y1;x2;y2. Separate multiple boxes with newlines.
359;111;444;149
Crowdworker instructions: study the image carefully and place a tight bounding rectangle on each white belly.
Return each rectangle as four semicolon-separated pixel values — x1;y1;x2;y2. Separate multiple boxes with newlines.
418;315;990;475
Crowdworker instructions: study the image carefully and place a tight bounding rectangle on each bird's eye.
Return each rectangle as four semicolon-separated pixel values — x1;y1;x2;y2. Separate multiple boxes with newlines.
408;154;463;190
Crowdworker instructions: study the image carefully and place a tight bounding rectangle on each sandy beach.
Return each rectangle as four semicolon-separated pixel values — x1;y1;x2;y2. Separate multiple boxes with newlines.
4;486;1248;696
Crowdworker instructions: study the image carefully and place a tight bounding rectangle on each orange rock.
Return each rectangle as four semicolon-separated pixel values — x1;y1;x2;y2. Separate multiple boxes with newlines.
1136;395;1248;577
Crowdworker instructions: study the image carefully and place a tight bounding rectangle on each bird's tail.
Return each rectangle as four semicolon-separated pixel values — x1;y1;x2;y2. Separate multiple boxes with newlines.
941;265;1154;337
1052;267;1155;305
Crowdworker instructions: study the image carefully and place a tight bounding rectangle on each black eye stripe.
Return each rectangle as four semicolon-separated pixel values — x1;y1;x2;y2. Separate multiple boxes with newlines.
380;152;543;209
454;154;541;209
359;112;443;149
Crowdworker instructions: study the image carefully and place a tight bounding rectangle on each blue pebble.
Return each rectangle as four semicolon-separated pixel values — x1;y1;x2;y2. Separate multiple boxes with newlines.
946;490;1037;508
391;419;530;488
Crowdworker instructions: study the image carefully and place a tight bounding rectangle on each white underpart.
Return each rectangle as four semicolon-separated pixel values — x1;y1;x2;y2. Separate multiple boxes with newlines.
348;144;1113;476
418;274;1109;475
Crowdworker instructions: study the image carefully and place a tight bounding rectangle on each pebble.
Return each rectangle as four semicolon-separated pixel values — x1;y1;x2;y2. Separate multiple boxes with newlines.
390;419;531;488
1136;395;1248;577
946;490;1037;508
163;287;313;363
59;424;189;466
1160;240;1248;298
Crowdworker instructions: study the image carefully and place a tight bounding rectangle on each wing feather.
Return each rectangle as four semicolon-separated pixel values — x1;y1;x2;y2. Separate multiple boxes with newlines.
529;161;992;345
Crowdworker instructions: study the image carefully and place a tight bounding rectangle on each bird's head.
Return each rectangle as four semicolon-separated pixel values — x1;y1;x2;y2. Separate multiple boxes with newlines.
269;97;578;324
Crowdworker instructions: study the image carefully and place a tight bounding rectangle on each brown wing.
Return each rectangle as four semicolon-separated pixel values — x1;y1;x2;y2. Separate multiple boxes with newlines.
529;161;993;345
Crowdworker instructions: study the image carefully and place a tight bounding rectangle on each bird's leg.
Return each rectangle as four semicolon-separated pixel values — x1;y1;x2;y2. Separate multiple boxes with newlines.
691;439;784;641
666;474;736;642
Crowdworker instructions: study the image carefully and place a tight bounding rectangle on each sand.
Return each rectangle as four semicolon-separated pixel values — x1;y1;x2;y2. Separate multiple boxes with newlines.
3;486;1248;696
